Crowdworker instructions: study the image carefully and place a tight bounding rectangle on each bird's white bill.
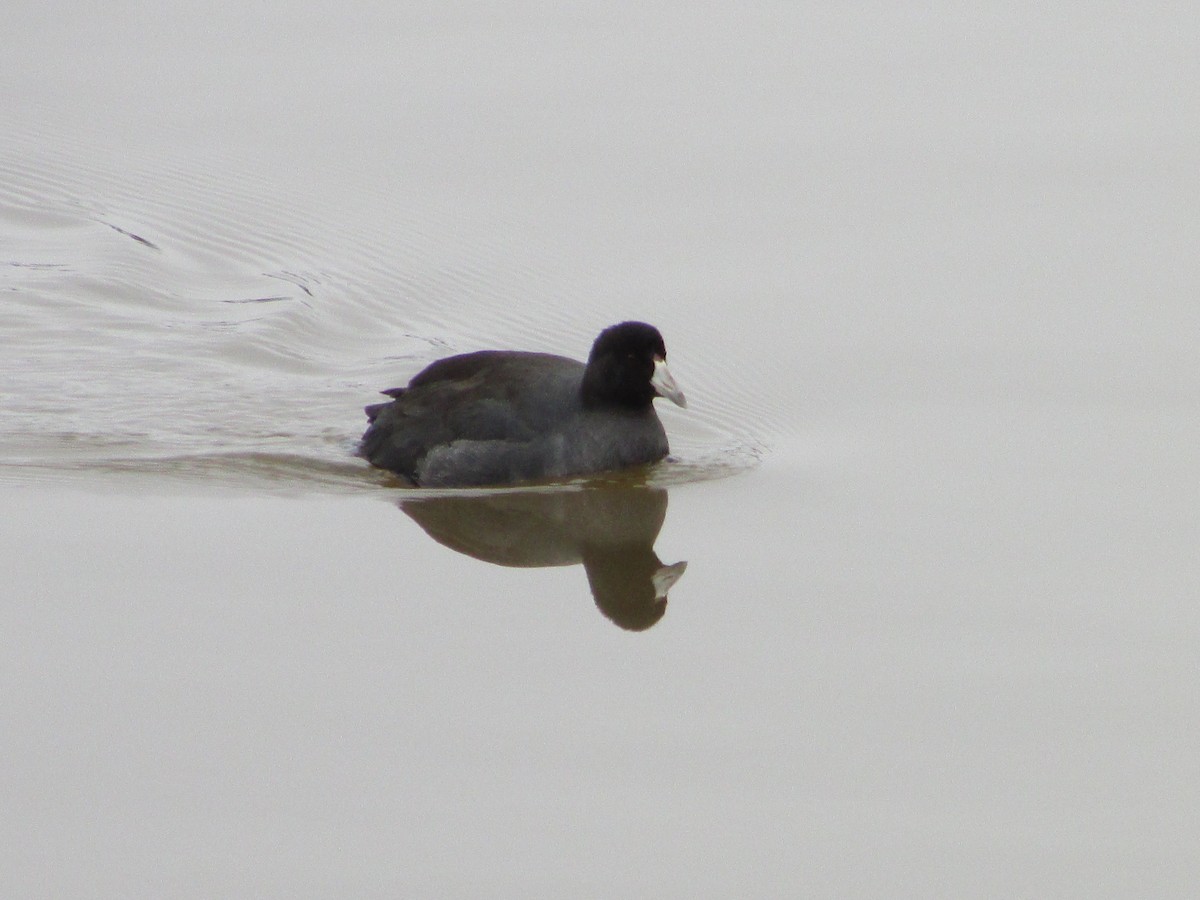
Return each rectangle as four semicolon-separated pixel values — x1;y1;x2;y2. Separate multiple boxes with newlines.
652;561;688;599
651;357;687;408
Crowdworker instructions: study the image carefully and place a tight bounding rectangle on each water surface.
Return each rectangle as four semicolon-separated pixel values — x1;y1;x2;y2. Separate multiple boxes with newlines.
3;2;1198;897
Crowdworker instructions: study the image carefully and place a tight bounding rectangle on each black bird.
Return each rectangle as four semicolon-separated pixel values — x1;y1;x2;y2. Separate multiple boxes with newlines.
359;321;687;487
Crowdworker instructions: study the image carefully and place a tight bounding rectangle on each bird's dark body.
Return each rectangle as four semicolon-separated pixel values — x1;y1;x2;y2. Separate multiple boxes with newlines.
359;325;679;488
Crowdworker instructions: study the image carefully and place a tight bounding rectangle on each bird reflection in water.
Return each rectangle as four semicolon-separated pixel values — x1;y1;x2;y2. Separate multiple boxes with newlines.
399;483;686;631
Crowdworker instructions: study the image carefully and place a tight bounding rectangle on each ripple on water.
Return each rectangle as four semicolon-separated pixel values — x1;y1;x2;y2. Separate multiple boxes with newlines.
0;125;764;494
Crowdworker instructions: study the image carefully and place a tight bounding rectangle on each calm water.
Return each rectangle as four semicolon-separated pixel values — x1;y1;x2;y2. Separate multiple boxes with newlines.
4;3;1198;897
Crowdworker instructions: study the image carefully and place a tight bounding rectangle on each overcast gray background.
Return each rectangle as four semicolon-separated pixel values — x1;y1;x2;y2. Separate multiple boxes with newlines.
3;2;1198;897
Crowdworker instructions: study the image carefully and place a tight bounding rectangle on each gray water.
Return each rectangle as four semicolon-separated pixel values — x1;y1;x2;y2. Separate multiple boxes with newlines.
4;3;1198;897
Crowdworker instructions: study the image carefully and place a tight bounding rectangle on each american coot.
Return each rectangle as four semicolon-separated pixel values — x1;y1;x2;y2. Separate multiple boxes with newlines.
359;321;687;487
